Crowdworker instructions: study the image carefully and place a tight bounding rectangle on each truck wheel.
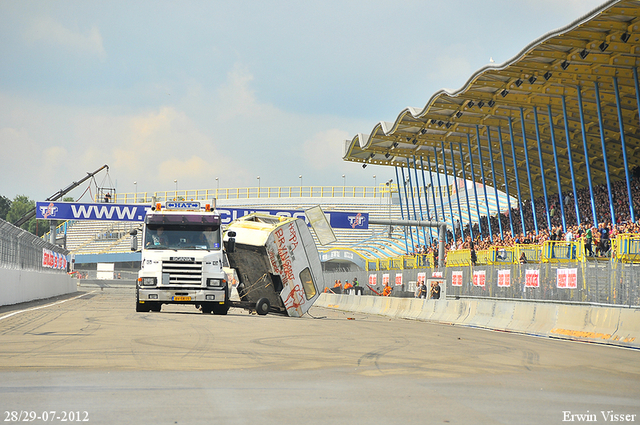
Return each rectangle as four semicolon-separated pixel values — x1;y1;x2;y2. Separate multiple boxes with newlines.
135;289;149;312
201;305;213;314
136;302;151;312
213;303;229;315
151;303;162;312
255;298;270;316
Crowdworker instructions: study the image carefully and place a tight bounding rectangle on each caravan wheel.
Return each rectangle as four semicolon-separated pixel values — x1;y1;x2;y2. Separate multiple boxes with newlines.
255;298;270;316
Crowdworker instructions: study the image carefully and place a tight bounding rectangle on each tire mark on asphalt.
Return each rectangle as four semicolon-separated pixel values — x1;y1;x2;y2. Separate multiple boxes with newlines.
0;291;98;323
357;338;410;372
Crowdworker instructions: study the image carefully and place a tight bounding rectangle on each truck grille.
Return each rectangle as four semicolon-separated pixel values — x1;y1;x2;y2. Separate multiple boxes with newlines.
162;260;203;285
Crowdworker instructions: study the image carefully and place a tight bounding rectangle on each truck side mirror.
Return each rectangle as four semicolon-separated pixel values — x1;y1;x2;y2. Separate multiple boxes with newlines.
226;231;236;253
130;229;138;251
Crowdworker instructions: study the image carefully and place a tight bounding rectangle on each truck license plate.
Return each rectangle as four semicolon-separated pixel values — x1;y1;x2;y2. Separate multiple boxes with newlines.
173;296;191;301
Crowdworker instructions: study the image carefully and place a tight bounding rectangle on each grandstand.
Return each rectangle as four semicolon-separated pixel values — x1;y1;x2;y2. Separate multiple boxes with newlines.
343;0;640;243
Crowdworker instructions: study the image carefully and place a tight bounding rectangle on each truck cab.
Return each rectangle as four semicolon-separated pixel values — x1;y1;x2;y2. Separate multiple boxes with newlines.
134;201;229;314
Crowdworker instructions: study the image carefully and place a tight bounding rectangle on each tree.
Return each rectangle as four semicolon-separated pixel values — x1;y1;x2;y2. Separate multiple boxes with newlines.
6;195;46;237
0;195;11;221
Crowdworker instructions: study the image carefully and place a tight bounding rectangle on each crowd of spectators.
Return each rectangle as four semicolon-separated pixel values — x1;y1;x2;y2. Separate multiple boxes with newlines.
408;170;640;262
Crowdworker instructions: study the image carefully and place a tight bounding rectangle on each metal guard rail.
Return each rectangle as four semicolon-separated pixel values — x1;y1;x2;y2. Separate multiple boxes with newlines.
442;234;640;268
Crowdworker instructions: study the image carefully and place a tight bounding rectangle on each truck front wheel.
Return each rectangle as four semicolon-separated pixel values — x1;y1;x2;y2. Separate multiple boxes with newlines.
213;302;229;315
136;301;151;312
136;289;150;312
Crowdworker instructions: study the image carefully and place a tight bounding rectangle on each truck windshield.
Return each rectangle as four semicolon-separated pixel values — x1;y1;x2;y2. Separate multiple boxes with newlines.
145;224;221;250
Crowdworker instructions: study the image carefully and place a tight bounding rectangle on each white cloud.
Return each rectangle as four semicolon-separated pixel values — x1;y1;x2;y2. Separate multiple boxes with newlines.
69;106;247;193
303;129;351;171
426;50;475;93
24;17;106;60
0;59;373;200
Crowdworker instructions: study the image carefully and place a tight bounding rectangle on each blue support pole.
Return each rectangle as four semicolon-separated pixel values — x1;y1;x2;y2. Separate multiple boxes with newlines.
466;134;483;236
395;166;409;254
508;117;527;236
631;67;640;222
427;156;439;223
412;156;428;245
449;142;465;239
497;126;514;236
458;142;474;240
428;156;441;246
577;87;598;227
520;108;539;235
420;156;434;243
406;157;417;224
400;165;416;253
533;106;552;230
440;143;457;244
547;104;566;231
561;95;581;226
614;75;636;223
486;127;504;240
406;158;419;247
594;81;616;225
433;147;450;244
475;126;493;242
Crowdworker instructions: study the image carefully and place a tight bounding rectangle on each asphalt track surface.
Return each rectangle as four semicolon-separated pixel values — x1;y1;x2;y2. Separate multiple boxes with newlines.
0;287;638;425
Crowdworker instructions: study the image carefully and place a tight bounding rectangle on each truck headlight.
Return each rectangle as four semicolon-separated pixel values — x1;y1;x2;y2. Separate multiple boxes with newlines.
207;278;225;287
139;277;157;286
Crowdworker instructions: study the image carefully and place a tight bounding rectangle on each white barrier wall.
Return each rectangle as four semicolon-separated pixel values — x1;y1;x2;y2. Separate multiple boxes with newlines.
316;293;640;349
0;269;76;306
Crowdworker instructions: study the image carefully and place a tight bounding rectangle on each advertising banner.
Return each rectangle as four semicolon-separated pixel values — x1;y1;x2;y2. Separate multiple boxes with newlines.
42;248;67;270
395;273;403;286
369;274;377;286
36;202;369;229
36;202;146;222
382;273;390;285
525;269;540;287
497;270;511;287
556;268;578;289
417;272;426;284
451;271;463;287
472;270;486;287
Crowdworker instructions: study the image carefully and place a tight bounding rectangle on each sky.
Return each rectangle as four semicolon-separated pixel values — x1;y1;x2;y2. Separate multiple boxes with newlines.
0;0;606;202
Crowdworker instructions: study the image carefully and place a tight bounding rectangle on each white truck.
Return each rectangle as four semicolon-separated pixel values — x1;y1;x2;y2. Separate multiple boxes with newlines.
132;200;230;314
132;204;322;317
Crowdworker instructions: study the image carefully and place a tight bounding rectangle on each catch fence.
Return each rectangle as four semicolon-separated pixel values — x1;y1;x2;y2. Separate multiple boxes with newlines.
326;261;640;308
0;218;69;272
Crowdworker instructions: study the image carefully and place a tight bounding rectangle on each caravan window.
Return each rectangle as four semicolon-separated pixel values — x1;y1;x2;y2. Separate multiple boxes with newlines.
299;267;317;299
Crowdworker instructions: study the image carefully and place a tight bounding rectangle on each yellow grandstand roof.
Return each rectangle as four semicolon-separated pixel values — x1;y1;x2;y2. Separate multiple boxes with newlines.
344;0;640;200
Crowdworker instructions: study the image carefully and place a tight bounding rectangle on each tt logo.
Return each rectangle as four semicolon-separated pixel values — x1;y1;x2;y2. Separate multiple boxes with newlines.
348;213;365;228
39;203;58;219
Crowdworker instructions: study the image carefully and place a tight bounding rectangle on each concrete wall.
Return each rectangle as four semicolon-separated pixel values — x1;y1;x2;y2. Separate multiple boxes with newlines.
0;269;76;306
316;293;640;349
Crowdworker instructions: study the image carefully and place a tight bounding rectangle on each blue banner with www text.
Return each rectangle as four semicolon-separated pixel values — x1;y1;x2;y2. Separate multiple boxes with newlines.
36;202;369;230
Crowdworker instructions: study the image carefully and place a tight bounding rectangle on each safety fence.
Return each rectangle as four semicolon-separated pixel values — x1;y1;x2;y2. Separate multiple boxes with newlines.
326;261;640;308
324;269;432;297
362;234;640;271
366;255;429;271
0;218;69;272
109;184;399;203
444;262;640;308
445;234;640;267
